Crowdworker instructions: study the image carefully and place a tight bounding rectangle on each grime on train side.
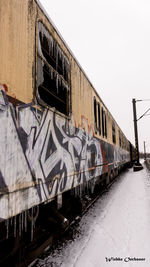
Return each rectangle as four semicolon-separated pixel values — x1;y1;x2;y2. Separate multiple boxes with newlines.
0;0;136;264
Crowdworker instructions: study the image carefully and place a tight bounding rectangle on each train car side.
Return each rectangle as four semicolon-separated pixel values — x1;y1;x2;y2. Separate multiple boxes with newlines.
0;0;132;250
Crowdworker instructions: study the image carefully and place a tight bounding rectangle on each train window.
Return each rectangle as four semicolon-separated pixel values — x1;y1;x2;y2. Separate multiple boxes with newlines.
98;103;101;135
112;122;116;143
104;112;107;138
94;97;97;133
119;131;122;147
102;107;104;137
37;22;71;116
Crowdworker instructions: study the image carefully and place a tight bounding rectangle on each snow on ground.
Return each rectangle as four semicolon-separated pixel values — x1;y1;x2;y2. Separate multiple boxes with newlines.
34;164;150;267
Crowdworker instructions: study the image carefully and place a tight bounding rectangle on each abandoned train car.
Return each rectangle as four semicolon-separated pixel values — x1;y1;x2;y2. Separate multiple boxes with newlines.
0;0;133;249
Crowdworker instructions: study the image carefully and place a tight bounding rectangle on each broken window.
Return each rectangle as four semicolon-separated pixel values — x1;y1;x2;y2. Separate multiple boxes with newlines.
94;97;97;133
102;107;104;137
104;112;107;138
119;131;122;147
37;22;71;116
102;108;107;138
112;122;116;144
98;103;101;135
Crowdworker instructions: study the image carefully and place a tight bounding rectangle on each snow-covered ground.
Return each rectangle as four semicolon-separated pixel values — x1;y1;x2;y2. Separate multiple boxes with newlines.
34;163;150;267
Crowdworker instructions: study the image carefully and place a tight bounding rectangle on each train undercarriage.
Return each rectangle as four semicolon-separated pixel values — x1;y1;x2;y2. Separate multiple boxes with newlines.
0;164;130;267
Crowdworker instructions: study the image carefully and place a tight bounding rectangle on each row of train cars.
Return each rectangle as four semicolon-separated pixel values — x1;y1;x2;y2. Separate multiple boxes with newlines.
0;0;136;264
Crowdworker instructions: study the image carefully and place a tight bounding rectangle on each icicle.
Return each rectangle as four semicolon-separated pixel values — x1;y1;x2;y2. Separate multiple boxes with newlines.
59;46;62;58
31;221;34;242
52;36;54;55
37;32;43;58
56;44;58;71
62;79;65;89
19;214;21;236
14;216;17;237
31;208;34;241
58;76;61;89
48;35;54;56
87;181;89;192
22;212;24;232
80;184;82;198
75;186;77;197
51;68;53;79
62;56;64;76
53;42;56;60
56;74;59;94
39;21;53;49
93;178;96;193
5;219;9;239
33;207;36;229
59;49;62;64
24;210;27;233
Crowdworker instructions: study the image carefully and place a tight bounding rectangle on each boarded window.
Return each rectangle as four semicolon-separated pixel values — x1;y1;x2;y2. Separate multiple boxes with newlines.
37;22;71;116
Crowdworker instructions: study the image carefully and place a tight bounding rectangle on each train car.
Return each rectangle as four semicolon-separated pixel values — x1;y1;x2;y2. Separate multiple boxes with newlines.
0;0;132;262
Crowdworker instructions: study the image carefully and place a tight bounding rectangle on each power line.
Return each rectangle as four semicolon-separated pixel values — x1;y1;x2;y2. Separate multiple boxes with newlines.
137;108;150;121
136;99;150;102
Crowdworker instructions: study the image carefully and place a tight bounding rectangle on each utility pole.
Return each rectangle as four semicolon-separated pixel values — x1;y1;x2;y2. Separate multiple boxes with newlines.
132;98;150;170
132;98;140;165
144;141;146;161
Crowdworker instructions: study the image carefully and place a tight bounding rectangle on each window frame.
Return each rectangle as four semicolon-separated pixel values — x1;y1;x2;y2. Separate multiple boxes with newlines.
98;102;101;135
94;97;97;133
112;121;116;144
35;21;71;118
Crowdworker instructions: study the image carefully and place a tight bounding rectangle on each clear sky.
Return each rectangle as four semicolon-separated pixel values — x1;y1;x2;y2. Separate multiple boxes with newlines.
39;0;150;153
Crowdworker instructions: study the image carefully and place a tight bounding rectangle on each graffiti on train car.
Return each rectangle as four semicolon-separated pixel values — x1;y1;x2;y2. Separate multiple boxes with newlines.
18;104;103;196
0;88;130;220
0;89;103;220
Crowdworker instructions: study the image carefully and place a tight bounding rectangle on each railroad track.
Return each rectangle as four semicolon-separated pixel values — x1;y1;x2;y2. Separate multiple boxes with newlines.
27;179;118;267
1;172;123;267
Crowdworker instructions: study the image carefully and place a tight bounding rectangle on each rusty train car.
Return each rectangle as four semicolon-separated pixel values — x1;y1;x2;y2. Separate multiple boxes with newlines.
0;0;134;261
